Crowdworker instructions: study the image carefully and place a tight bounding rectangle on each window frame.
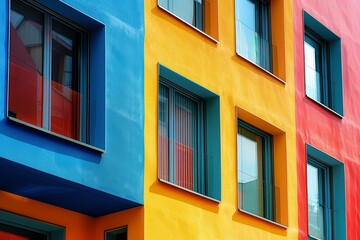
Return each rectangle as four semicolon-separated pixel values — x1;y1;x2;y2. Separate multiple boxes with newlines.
235;0;272;72
303;11;343;117
157;0;219;42
157;64;221;202
158;77;207;196
306;144;346;240
237;119;274;221
236;106;288;228
7;0;105;152
304;28;331;107
9;0;89;142
0;210;65;240
105;226;127;240
307;157;332;240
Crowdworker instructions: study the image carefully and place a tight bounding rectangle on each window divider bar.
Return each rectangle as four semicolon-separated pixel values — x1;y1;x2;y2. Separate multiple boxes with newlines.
42;13;52;130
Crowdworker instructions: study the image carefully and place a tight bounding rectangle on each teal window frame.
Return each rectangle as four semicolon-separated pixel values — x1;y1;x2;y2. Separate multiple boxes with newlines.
105;227;127;240
235;0;272;72
0;210;65;240
303;11;343;116
158;0;204;30
304;29;330;105
237;120;274;221
157;64;221;201
306;144;346;240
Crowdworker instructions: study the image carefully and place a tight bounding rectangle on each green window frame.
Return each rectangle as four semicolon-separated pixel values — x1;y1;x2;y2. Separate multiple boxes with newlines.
306;144;346;240
235;0;272;72
237;120;274;221
157;64;221;201
303;11;343;116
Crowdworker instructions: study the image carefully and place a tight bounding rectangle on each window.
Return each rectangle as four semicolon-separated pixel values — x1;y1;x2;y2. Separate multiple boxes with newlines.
306;145;346;240
159;0;203;30
0;210;65;240
158;81;206;194
0;224;47;240
304;11;343;116
237;120;274;221
105;227;127;240
235;0;271;71
8;0;105;149
236;106;288;227
158;0;219;40
158;65;221;201
304;30;328;105
307;159;331;239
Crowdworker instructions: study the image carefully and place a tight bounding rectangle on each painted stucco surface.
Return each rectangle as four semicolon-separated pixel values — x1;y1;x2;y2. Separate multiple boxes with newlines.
144;0;298;239
294;0;360;239
0;0;144;204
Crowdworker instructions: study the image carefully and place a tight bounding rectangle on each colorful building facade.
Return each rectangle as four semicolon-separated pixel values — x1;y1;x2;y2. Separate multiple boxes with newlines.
0;0;144;239
2;0;360;239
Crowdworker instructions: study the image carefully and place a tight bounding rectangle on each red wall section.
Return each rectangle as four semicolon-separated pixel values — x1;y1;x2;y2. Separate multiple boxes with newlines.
294;0;360;239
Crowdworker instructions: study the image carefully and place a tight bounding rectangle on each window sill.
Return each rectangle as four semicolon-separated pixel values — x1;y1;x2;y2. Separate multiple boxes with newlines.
305;95;344;118
308;235;322;240
158;178;220;203
238;208;288;229
8;116;105;153
157;5;219;44
236;53;286;85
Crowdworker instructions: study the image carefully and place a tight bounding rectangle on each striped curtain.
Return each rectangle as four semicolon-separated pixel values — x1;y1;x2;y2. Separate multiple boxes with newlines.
158;83;198;192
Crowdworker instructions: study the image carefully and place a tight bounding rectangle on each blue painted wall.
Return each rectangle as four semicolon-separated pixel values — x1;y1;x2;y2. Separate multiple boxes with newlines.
0;0;144;211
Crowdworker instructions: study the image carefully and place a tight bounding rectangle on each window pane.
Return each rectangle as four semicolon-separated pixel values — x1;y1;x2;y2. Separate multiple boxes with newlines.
174;91;198;191
158;82;204;193
51;19;81;140
237;126;264;217
305;37;322;102
159;0;203;30
236;0;271;71
307;163;325;239
9;1;44;127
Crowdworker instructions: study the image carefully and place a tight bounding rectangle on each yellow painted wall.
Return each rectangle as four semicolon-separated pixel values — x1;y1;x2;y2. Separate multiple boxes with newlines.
144;0;297;239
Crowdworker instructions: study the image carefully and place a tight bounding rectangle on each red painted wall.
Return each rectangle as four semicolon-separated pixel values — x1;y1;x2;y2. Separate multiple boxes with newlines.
294;0;360;239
